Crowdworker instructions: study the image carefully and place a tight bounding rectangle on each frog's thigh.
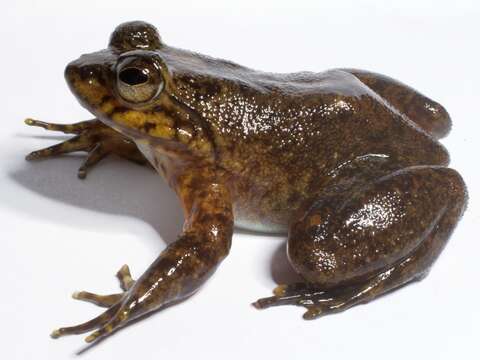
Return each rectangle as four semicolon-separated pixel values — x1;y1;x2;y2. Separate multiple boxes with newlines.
344;69;451;139
258;166;466;318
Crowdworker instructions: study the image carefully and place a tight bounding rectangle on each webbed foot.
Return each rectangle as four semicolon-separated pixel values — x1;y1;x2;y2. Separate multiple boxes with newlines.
253;282;373;319
25;118;148;178
50;264;136;342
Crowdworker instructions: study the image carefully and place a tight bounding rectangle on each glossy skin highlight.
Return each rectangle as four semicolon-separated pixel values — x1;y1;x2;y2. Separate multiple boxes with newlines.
25;21;467;341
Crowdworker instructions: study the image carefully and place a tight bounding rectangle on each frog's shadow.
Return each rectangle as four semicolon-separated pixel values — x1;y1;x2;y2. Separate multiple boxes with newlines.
9;150;183;249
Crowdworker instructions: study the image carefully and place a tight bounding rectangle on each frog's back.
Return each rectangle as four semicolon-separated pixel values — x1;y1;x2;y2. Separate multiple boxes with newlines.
160;45;368;97
161;45;448;172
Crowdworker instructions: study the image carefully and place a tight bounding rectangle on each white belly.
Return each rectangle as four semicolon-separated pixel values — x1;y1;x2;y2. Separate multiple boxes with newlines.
233;207;287;234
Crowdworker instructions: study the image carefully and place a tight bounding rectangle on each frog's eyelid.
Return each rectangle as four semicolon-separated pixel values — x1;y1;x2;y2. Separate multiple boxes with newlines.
115;51;165;74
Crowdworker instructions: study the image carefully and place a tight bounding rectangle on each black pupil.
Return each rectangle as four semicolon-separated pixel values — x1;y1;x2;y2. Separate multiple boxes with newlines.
119;68;149;85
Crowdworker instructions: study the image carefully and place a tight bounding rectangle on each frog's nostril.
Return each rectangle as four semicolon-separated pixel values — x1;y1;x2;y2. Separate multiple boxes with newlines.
77;65;101;81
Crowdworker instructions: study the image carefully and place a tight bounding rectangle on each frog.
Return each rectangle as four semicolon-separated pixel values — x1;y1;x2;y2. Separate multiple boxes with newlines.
25;21;467;343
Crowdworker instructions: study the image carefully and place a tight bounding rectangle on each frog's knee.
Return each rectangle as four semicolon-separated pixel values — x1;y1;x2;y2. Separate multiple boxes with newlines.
408;100;452;139
287;166;467;287
423;101;452;139
438;167;468;208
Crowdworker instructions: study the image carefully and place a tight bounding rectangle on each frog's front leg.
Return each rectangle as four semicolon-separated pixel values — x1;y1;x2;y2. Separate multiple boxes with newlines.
51;170;233;342
25;118;149;178
50;265;133;338
255;166;467;319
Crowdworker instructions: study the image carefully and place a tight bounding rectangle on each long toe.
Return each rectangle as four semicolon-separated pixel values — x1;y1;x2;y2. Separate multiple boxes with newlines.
51;302;121;339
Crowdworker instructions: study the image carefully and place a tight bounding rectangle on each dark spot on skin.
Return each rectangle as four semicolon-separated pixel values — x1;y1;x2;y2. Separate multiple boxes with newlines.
162;107;178;119
99;95;112;107
111;106;130;114
202;81;222;95
143;122;156;133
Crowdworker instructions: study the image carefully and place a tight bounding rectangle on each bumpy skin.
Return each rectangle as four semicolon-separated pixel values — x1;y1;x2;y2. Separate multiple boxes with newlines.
25;21;467;341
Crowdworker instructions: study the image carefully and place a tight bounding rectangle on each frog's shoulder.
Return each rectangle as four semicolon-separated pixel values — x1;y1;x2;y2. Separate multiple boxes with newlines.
158;46;369;98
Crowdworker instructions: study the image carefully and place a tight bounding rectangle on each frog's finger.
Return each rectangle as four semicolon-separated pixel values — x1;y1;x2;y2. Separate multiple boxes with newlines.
25;135;91;161
50;302;121;339
72;291;123;308
116;264;135;291
24;118;96;135
77;143;109;179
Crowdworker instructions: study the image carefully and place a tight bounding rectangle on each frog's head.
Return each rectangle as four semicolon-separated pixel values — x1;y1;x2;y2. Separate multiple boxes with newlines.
65;21;213;158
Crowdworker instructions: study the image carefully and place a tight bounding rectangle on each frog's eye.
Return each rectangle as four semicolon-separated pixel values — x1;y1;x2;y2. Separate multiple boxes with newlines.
116;58;164;104
119;68;149;86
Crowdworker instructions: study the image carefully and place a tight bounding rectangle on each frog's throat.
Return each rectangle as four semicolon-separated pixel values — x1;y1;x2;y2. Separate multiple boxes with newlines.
96;93;217;159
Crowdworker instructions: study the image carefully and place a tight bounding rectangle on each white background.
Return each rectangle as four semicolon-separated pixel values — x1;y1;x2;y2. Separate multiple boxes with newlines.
1;1;479;359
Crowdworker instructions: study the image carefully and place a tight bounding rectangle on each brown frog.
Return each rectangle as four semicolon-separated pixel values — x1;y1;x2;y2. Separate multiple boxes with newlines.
25;21;467;342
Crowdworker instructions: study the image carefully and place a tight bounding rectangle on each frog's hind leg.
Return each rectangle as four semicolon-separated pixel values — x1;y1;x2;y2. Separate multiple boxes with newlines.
254;166;467;319
51;265;135;339
343;69;451;139
25;118;149;178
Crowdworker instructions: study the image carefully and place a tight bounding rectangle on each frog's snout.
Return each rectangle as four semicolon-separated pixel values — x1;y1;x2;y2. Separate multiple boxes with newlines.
64;57;111;109
64;61;78;86
65;59;105;86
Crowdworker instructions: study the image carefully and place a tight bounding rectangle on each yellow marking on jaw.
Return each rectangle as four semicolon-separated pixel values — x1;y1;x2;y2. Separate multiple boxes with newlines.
112;110;174;128
150;125;175;138
111;110;176;139
112;110;148;128
150;112;174;127
191;137;213;154
101;100;115;114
